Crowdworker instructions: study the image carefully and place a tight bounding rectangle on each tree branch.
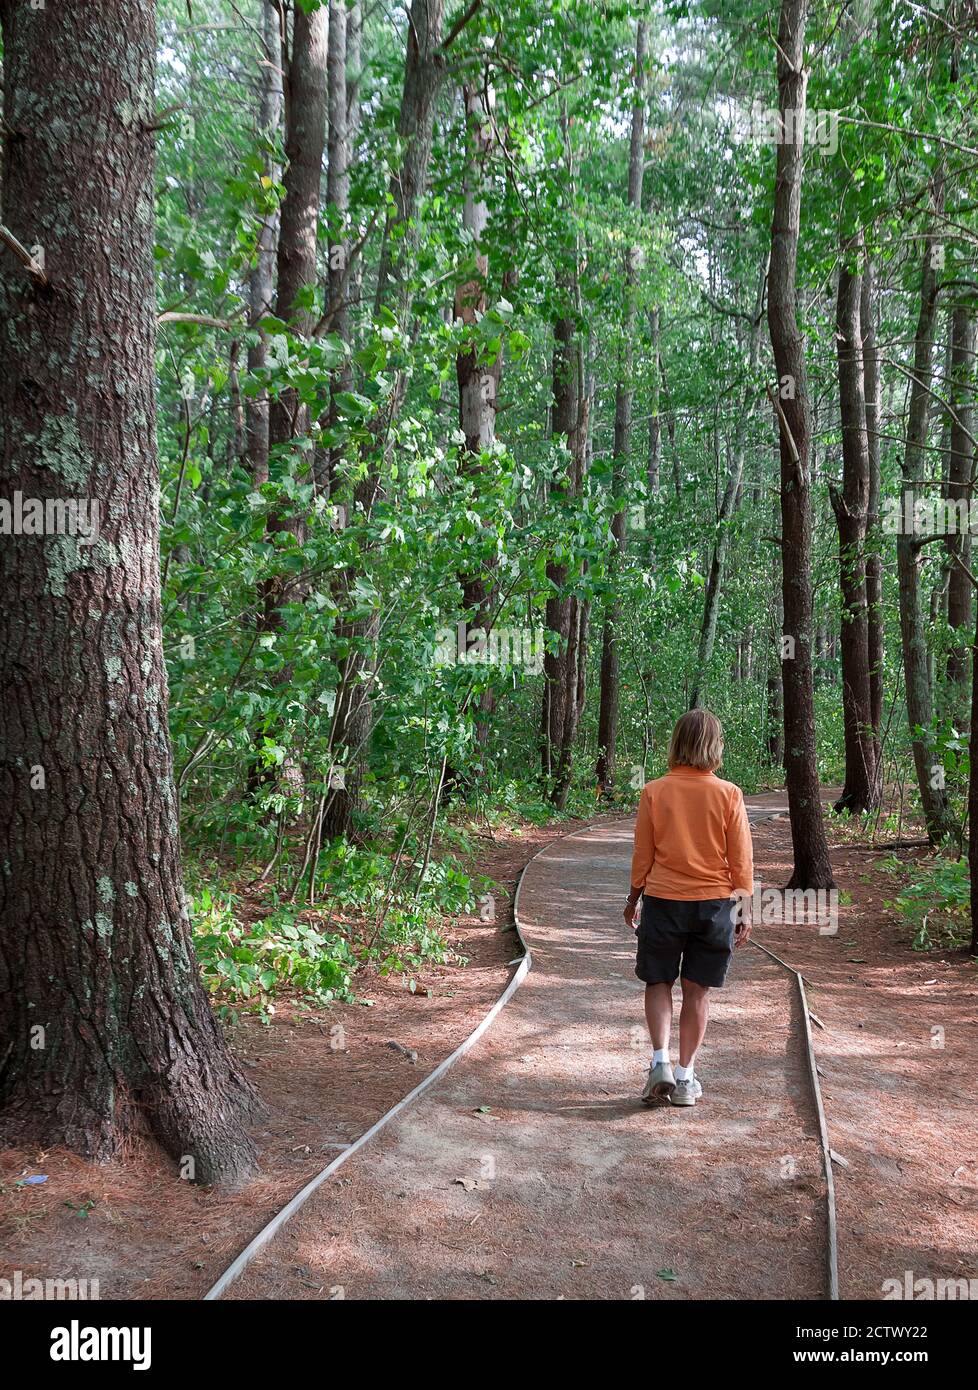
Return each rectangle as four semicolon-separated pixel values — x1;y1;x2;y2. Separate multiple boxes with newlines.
0;223;47;284
158;310;242;330
441;0;483;52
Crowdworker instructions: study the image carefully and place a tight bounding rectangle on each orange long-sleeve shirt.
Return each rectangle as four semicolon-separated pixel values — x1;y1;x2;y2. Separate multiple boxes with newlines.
630;767;754;899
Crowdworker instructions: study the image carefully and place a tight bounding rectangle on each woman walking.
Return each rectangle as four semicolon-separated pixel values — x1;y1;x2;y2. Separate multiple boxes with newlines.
624;709;753;1107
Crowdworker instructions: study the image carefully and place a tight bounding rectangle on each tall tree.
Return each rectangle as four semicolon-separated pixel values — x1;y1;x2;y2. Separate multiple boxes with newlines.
897;179;957;844
322;0;351;486
250;0;329;805
596;18;648;798
861;262;884;755
542;275;589;810
945;300;976;700
766;0;835;889
690;256;768;710
0;0;261;1183
454;74;507;762
830;249;878;813
245;0;285;484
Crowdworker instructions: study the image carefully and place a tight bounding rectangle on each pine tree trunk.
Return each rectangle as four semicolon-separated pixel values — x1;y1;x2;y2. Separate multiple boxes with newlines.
945;302;975;698
861;263;884;756
830;255;877;813
766;0;835;889
246;0;284;485
269;1;329;448
373;0;446;328
596;20;648;798
897;179;957;844
0;0;262;1184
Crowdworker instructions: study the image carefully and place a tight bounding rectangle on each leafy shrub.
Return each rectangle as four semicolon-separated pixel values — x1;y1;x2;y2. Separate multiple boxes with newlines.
879;853;971;951
187;837;494;1020
190;883;355;1022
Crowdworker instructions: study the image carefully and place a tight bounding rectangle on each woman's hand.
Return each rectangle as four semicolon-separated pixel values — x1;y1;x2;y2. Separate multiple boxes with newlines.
731;891;752;948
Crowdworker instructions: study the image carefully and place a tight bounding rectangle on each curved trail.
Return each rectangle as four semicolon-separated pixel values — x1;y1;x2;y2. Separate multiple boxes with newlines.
222;799;829;1301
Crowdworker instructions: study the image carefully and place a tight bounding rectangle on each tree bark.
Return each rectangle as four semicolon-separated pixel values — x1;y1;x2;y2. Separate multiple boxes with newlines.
861;263;884;754
897;177;957;844
595;19;648;798
245;0;284;485
766;0;835;888
270;1;329;447
0;0;261;1183
542;296;588;811
830;253;877;813
373;0;446;328
945;301;975;697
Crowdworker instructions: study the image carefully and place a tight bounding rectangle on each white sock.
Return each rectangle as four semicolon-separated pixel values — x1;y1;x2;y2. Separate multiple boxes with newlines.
652;1048;668;1066
675;1063;694;1082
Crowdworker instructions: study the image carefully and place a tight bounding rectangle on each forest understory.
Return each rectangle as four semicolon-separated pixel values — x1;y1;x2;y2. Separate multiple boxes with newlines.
2;0;978;1317
1;799;975;1300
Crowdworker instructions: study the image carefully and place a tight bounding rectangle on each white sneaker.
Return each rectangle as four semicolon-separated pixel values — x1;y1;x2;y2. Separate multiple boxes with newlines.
670;1075;703;1106
641;1060;675;1103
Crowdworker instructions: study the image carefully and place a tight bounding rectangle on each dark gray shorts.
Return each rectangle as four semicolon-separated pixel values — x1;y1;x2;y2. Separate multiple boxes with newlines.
635;895;737;989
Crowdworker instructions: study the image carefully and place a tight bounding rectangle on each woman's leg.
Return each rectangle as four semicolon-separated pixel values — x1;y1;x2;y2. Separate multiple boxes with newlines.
644;982;673;1052
678;977;710;1068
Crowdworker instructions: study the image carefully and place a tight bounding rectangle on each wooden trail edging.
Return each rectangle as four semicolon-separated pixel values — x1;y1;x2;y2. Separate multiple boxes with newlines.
751;937;840;1302
204;807;838;1302
202;819;611;1300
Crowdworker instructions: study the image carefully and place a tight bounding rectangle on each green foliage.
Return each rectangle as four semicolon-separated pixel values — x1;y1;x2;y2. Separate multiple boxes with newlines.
880;855;972;952
190;882;356;1022
148;0;978;969
187;833;492;1020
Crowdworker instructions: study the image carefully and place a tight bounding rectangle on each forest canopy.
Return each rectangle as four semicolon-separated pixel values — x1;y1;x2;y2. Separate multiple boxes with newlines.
1;0;977;1185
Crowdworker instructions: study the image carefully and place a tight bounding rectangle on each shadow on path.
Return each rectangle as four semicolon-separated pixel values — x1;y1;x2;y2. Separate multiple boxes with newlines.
228;807;826;1301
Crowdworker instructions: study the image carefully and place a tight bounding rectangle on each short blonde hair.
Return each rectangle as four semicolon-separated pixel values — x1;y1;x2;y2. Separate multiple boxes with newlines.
667;708;724;771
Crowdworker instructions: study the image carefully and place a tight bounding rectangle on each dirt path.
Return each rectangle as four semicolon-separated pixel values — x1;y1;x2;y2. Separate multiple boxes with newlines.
748;815;978;1300
0;816;607;1299
227;802;829;1300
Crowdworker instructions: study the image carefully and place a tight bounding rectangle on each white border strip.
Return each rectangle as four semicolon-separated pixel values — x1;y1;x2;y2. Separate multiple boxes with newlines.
203;818;605;1301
